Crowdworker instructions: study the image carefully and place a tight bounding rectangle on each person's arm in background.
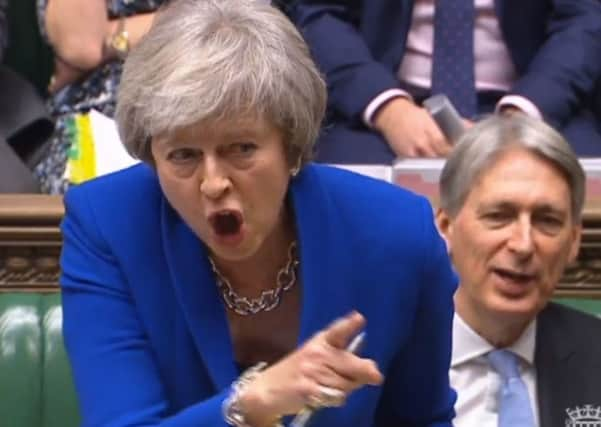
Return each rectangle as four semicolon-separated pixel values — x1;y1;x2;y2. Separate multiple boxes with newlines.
43;0;156;92
287;1;451;158
508;0;601;129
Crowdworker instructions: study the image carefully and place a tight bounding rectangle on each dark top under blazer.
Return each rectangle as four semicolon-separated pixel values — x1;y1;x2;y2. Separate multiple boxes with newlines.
60;163;458;426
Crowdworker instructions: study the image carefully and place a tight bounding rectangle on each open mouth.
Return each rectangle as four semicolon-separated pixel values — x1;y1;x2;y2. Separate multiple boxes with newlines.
493;267;537;285
208;210;243;237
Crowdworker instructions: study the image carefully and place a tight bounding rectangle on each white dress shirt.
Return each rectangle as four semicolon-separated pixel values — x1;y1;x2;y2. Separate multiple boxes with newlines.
451;314;540;427
364;0;541;125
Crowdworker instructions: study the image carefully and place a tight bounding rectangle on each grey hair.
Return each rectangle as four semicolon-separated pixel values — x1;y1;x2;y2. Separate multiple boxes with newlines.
439;114;585;223
116;0;326;166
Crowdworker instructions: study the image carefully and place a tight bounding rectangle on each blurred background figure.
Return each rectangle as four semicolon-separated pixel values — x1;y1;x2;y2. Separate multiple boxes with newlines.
0;0;54;193
437;115;601;427
33;0;166;194
286;1;601;164
60;1;457;425
0;0;7;60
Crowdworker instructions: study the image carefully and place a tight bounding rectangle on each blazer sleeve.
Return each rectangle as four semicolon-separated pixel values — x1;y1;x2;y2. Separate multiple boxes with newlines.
287;0;402;122
510;0;601;128
60;188;232;427
375;199;457;426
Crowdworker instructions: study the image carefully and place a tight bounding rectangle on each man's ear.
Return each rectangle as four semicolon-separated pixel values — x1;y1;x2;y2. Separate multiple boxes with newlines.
435;208;453;253
568;223;582;264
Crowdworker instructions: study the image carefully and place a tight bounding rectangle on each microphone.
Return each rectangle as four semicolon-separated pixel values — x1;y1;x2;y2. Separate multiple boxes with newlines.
423;94;465;144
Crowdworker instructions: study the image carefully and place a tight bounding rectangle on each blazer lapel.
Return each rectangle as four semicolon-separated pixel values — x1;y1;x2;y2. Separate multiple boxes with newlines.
160;197;237;391
158;164;355;392
291;165;355;346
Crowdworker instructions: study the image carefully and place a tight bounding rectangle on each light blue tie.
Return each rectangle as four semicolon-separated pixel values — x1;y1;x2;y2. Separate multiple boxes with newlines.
487;349;535;427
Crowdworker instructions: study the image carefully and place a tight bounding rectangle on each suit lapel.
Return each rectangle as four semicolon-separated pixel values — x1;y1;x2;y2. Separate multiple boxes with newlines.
160;197;237;391
535;304;577;427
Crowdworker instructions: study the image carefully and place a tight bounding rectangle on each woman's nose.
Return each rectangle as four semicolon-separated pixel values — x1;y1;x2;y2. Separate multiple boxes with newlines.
199;158;231;199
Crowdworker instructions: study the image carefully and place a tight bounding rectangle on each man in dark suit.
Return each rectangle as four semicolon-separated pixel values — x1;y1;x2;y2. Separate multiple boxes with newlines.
436;114;601;427
286;0;601;163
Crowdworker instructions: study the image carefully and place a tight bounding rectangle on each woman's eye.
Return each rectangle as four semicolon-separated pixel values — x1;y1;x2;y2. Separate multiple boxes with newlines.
167;148;199;163
229;142;257;157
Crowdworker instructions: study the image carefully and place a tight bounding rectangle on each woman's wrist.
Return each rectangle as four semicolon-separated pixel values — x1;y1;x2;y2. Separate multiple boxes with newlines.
237;384;282;427
223;362;282;427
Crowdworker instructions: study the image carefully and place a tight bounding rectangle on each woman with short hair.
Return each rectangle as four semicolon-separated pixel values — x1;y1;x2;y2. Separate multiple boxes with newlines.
60;1;457;426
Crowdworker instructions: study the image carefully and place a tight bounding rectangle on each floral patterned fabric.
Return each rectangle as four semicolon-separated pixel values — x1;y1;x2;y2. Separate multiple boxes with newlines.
34;0;165;194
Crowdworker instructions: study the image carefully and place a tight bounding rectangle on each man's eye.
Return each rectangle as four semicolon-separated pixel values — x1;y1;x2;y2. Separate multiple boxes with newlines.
483;211;510;222
480;211;514;228
167;148;199;163
536;215;563;232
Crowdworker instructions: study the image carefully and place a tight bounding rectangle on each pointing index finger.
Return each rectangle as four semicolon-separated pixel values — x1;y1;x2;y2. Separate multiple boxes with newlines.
323;311;366;350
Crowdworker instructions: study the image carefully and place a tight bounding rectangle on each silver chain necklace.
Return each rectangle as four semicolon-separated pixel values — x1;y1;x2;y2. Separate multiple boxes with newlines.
208;241;299;316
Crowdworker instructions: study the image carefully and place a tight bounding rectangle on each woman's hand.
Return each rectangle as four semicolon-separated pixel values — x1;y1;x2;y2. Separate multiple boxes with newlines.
45;0;156;71
48;57;87;94
240;312;384;426
45;0;109;70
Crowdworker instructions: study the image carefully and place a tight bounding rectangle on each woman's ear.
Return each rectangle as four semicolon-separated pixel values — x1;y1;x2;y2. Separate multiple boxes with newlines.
289;157;302;177
435;208;453;254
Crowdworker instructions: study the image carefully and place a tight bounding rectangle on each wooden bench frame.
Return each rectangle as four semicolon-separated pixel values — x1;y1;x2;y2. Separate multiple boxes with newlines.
1;194;601;297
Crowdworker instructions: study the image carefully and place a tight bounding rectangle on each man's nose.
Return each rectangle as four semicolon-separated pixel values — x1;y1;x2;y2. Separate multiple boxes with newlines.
507;217;534;258
199;157;230;199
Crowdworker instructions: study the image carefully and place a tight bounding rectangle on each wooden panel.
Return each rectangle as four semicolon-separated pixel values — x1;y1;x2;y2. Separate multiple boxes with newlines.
0;195;62;292
0;194;600;297
559;204;601;297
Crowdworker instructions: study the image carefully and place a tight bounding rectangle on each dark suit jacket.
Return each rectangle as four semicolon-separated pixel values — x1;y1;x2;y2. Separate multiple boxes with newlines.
60;163;457;426
288;0;601;130
536;302;601;427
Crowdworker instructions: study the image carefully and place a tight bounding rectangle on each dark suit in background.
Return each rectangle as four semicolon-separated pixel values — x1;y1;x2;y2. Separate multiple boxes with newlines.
0;66;53;193
536;303;601;427
287;0;601;162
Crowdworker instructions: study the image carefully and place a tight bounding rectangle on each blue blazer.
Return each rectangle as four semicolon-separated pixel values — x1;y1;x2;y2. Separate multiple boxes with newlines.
61;163;457;426
288;0;601;130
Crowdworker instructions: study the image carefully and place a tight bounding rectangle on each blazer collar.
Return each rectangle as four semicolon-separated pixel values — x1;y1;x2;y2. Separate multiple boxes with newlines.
291;165;354;344
160;164;351;390
161;197;237;391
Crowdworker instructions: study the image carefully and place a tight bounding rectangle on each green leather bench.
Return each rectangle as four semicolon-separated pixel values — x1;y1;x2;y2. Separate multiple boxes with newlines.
0;291;599;427
0;292;79;427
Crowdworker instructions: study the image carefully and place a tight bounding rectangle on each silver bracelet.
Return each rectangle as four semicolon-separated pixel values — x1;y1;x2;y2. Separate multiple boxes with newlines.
223;362;282;427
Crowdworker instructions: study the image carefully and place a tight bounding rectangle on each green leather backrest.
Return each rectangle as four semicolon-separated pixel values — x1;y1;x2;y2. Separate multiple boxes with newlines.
0;293;79;427
554;297;601;318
